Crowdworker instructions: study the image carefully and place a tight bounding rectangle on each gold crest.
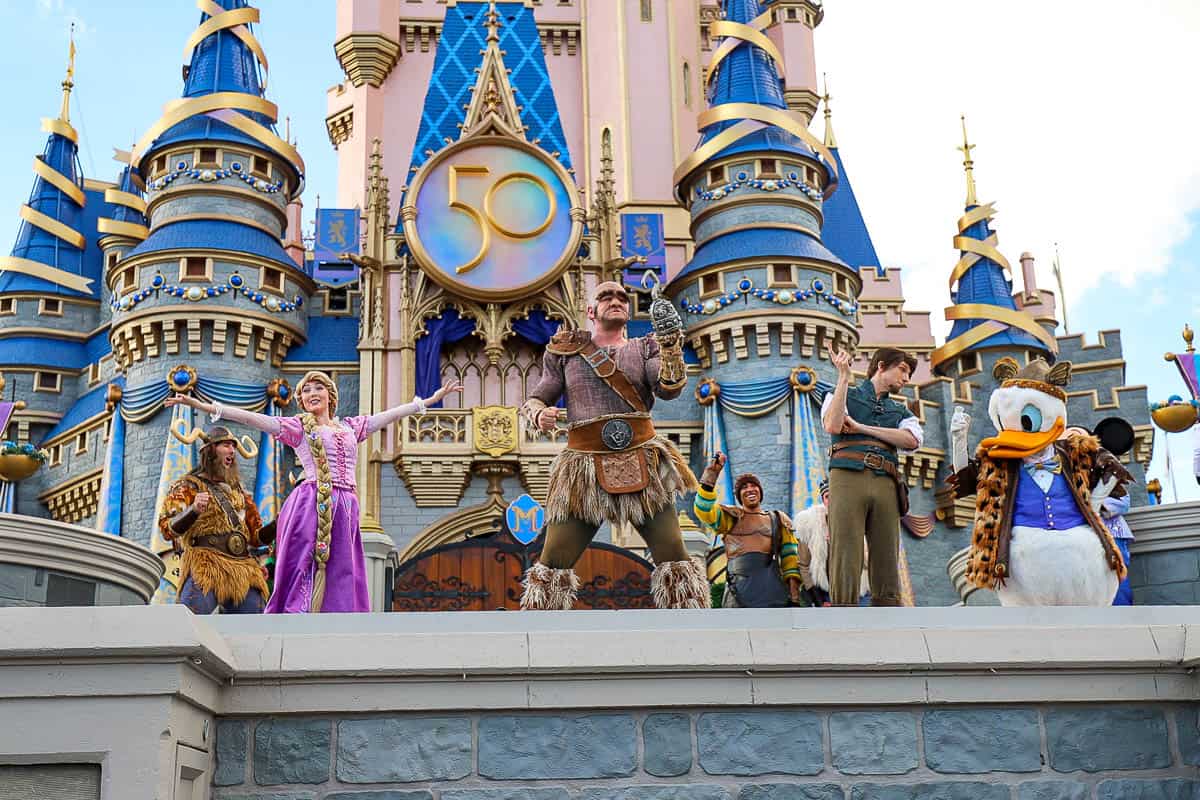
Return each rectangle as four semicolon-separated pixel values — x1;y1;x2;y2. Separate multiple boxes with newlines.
472;405;519;458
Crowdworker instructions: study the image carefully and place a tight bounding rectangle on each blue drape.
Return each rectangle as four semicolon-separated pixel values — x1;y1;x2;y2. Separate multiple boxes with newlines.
512;309;561;345
254;402;285;524
416;309;476;406
94;411;126;535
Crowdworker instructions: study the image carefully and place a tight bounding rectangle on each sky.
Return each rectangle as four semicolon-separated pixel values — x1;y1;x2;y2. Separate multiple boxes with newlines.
1;1;1198;500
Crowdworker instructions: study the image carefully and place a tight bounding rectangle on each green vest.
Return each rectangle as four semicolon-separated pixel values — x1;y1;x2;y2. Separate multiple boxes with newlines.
829;379;912;473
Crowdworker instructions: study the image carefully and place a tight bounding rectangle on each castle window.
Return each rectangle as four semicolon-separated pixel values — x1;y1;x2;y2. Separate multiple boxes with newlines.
768;264;796;287
180;257;211;282
958;352;981;375
106;252;119;271
640;0;652;22
252;155;271;178
834;274;850;296
325;287;350;314
0;298;14;315
74;430;88;456
787;7;798;20
35;372;62;393
683;62;691;107
48;444;62;467
39;298;63;316
117;266;139;296
87;361;101;386
260;266;285;295
700;273;722;298
198;148;219;167
758;158;779;177
153;155;167;175
707;166;725;187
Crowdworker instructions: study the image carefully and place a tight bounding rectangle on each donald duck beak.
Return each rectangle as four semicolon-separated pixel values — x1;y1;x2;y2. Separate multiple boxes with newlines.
979;417;1066;460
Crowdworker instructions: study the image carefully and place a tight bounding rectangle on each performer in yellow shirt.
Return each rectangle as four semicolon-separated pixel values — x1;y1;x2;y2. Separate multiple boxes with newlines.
694;452;810;607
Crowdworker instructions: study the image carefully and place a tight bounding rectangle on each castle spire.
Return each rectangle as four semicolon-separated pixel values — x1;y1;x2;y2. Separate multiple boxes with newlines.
58;24;76;124
958;115;978;207
0;32;91;297
821;74;837;149
930;123;1056;374
673;0;837;200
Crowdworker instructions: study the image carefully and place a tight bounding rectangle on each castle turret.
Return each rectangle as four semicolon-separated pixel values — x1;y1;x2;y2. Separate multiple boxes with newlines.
929;118;1057;379
667;0;854;514
106;0;312;545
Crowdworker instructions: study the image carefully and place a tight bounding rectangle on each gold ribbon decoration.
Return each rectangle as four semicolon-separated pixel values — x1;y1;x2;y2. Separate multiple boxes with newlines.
931;202;1057;372
0;255;93;294
40;117;77;145
131;1;303;185
32;157;85;206
706;11;785;86
19;204;85;249
98;187;149;241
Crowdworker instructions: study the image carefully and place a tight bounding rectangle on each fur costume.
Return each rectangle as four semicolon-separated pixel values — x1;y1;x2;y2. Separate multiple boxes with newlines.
792;502;870;598
544;413;698;527
158;474;267;606
520;563;580;610
651;558;711;610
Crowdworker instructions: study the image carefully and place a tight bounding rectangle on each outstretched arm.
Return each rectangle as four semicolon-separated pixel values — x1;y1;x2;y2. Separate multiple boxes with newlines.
166;394;282;436
360;379;463;437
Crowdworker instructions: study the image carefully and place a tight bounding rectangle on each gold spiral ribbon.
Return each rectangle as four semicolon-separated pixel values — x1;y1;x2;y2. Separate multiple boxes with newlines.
706;11;785;86
130;1;303;181
32;157;85;206
930;203;1057;371
675;9;835;197
98;187;149;240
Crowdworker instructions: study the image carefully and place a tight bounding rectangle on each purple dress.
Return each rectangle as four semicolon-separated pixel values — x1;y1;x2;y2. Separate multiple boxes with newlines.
214;403;418;613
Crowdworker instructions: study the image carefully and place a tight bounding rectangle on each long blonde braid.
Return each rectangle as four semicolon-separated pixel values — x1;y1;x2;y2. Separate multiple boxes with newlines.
300;412;335;612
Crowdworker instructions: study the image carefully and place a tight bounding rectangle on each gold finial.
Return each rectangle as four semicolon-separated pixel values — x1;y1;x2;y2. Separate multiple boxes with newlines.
1184;323;1195;353
821;73;837;148
484;0;502;44
58;23;77;123
958;114;977;207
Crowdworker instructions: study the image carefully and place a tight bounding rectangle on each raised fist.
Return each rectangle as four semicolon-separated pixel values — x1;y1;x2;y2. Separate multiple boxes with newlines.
536;406;559;432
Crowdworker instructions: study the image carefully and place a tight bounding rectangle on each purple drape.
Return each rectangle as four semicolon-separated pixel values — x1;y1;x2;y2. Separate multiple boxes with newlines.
512;309;561;345
416;309;476;407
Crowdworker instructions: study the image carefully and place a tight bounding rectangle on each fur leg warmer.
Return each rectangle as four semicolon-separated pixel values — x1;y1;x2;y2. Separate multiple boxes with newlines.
520;562;580;610
651;558;712;609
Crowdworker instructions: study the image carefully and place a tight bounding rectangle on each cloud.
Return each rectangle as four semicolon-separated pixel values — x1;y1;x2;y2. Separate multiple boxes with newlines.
816;0;1200;341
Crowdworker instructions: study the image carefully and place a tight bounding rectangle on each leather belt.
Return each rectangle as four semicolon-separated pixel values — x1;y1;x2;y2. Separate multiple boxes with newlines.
832;449;901;480
192;532;252;558
567;416;657;452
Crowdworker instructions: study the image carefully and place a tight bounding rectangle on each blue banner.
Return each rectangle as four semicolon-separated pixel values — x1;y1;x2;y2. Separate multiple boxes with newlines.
621;213;666;272
313;209;361;287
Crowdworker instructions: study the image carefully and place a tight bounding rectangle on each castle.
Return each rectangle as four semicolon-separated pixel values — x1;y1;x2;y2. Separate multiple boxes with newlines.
0;0;1152;606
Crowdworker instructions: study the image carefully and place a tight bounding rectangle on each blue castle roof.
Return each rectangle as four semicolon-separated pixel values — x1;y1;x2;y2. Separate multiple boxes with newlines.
946;209;1045;353
126;218;293;267
0;125;92;298
41;381;110;443
107;166;148;228
673;227;847;284
821;147;880;271
403;1;572;187
284;314;359;363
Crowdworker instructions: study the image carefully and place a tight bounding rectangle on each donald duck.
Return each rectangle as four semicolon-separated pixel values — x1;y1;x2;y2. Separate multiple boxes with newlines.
949;357;1131;605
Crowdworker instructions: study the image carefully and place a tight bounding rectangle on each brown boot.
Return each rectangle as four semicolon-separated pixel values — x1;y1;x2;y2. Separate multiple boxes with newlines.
651;559;712;609
520;562;580;610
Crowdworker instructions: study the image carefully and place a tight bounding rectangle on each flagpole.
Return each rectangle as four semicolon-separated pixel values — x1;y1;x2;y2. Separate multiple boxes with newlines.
1052;243;1070;335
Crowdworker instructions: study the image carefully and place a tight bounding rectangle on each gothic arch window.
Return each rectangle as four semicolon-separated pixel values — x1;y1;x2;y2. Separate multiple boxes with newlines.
683;62;692;107
439;335;547;409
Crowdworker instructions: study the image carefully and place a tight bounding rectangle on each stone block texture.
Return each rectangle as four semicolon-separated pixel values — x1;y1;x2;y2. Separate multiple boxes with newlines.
212;705;1199;798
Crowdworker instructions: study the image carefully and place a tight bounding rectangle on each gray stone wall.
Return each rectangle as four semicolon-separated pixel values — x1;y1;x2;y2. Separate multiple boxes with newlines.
0;562;143;607
212;704;1200;799
1130;549;1199;605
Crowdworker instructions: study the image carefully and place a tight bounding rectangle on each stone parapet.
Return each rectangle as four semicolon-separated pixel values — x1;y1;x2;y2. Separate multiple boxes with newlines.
0;606;1197;799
